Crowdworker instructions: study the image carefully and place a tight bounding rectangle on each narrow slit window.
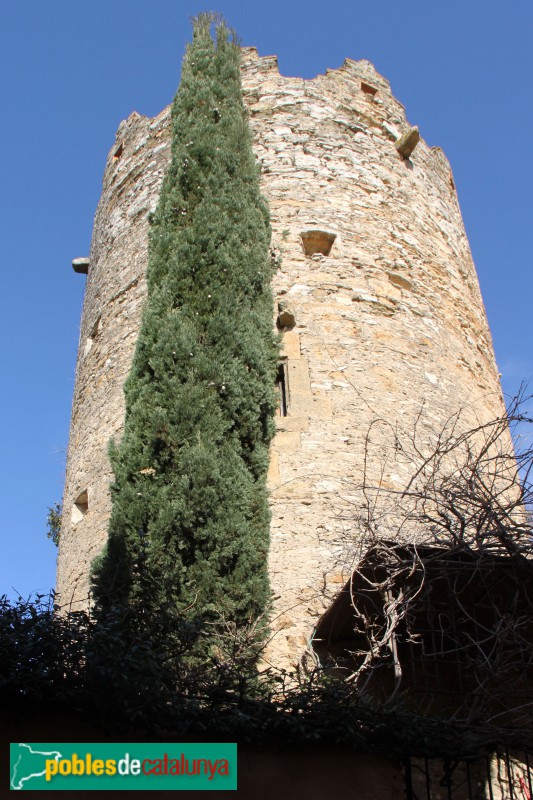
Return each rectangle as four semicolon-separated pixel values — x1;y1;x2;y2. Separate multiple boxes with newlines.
84;315;101;357
275;361;289;417
113;142;124;161
90;316;101;340
71;489;88;525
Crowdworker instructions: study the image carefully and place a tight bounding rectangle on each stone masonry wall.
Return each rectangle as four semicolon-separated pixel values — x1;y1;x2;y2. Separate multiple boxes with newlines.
57;48;506;668
56;107;172;607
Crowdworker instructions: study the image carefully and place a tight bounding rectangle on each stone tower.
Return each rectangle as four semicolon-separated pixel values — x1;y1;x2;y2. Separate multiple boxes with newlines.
57;48;506;667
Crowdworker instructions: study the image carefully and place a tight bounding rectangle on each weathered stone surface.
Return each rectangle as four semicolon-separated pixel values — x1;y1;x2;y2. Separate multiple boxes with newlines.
57;48;507;671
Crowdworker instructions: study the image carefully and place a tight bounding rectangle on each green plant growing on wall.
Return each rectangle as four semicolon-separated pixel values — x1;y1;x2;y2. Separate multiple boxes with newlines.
92;15;278;652
46;502;62;547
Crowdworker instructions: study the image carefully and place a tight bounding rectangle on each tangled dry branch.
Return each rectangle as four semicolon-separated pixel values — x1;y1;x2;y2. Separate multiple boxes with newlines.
306;390;533;747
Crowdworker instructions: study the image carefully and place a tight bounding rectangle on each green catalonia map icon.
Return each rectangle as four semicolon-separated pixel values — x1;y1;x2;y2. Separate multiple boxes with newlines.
10;743;62;791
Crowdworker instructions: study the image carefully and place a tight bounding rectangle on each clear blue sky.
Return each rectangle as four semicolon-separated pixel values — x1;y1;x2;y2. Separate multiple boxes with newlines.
1;0;531;600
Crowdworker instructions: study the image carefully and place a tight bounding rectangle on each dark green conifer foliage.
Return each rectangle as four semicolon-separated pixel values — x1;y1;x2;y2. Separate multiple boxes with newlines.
92;16;278;637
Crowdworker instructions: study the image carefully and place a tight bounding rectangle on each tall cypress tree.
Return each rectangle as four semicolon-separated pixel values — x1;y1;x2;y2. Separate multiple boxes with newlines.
92;16;278;640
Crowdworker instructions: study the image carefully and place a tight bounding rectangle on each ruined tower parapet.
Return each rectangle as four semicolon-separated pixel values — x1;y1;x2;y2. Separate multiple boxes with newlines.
57;48;506;667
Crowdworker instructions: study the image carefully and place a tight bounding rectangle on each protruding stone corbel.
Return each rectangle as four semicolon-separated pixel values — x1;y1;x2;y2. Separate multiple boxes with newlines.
395;126;420;159
72;258;90;275
277;300;296;329
300;230;336;257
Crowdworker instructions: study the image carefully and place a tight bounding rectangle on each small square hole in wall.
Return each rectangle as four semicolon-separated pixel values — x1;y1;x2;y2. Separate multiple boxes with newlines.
301;230;336;257
113;142;124;161
361;82;378;98
275;360;289;417
71;490;88;525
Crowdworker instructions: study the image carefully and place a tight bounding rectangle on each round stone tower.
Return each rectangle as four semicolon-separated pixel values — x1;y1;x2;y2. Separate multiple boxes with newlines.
57;48;506;667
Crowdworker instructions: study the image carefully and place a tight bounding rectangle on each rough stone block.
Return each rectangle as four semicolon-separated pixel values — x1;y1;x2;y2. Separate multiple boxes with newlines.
280;330;301;359
395;126;420;159
277;305;296;329
72;257;90;275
